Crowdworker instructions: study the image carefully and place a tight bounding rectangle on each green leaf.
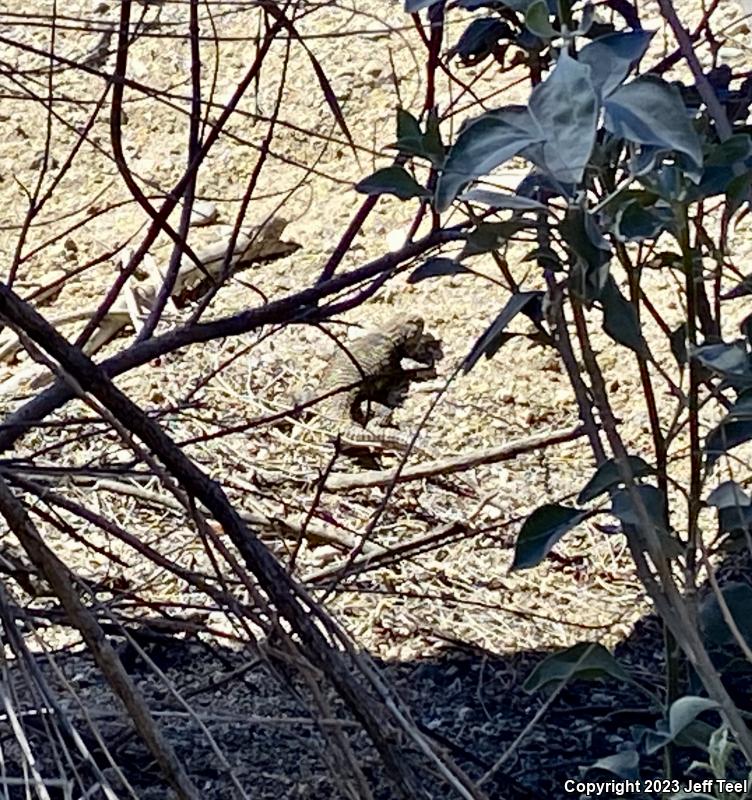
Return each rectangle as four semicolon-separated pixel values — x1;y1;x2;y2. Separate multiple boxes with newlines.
674;720;715;751
629;144;665;177
600;276;649;356
644;250;683;270
669;697;719;739
390;108;445;167
706;480;751;510
561;206;611;302
641;697;719;756
579;29;654;98
408;257;469;284
720;390;752;419
523;642;629;692
451;18;511;65
613;199;674;242
577;455;654;504
700;582;752;647
459;188;546;210
669;322;687;366
611;485;666;529
460;220;533;258
404;0;441;11
687;135;752;202
572;2;595;37
726;170;752;216
463;291;544;373
500;0;547;9
584;750;640;781
705;391;752;468
355;167;429;200
528;50;599;184
392;109;424;156
717;504;752;535
707;421;752;468
512;503;588;570
706;480;752;535
423;107;445;166
604;76;703;168
691;341;750;378
435;107;543;212
640;162;688;203
525;0;556;39
704;134;752;168
707;726;736;789
522;246;562;269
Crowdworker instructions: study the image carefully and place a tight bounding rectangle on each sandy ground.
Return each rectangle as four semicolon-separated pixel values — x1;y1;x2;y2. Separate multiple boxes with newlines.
1;1;752;797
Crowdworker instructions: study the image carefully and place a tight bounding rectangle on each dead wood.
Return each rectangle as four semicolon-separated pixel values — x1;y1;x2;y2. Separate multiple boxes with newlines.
323;425;586;490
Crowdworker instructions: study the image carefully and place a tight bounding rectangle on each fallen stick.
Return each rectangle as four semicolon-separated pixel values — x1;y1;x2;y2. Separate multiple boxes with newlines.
324;424;586;490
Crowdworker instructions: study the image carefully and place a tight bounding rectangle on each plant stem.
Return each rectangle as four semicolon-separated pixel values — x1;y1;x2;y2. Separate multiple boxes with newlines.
676;204;703;590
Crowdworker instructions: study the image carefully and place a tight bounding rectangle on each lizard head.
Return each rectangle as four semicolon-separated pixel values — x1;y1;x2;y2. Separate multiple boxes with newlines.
386;312;424;342
384;312;432;361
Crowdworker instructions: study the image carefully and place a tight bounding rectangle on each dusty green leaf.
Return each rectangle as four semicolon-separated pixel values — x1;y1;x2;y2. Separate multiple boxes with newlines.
460;188;546;210
579;29;653;98
525;0;556;38
573;2;595;36
395;108;423;151
700;582;752;647
390;108;445;167
584;750;640;781
669;697;719;739
452;18;511;64
613;199;674;242
691;341;749;378
460;220;532;258
528;50;598;184
463;291;544;373
640;697;718;756
706;480;751;510
610;485;666;529
523;642;629;692
577;456;654;504
355;166;429;200
670;322;687;366
601;276;649;356
688;135;752;202
604;76;703;167
404;0;441;11
423;107;445;165
408;258;469;283
706;420;752;468
512;503;588;570
435;107;543;211
562;207;611;302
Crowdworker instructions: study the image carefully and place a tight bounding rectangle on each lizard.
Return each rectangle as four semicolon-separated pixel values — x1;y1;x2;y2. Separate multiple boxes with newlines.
297;314;479;498
308;313;440;456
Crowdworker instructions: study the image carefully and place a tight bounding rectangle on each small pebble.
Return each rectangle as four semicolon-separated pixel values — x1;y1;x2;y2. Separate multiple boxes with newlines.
363;59;385;79
29;152;59;170
190;200;218;227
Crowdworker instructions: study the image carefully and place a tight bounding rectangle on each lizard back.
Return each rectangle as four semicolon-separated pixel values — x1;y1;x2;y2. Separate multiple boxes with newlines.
315;313;425;428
